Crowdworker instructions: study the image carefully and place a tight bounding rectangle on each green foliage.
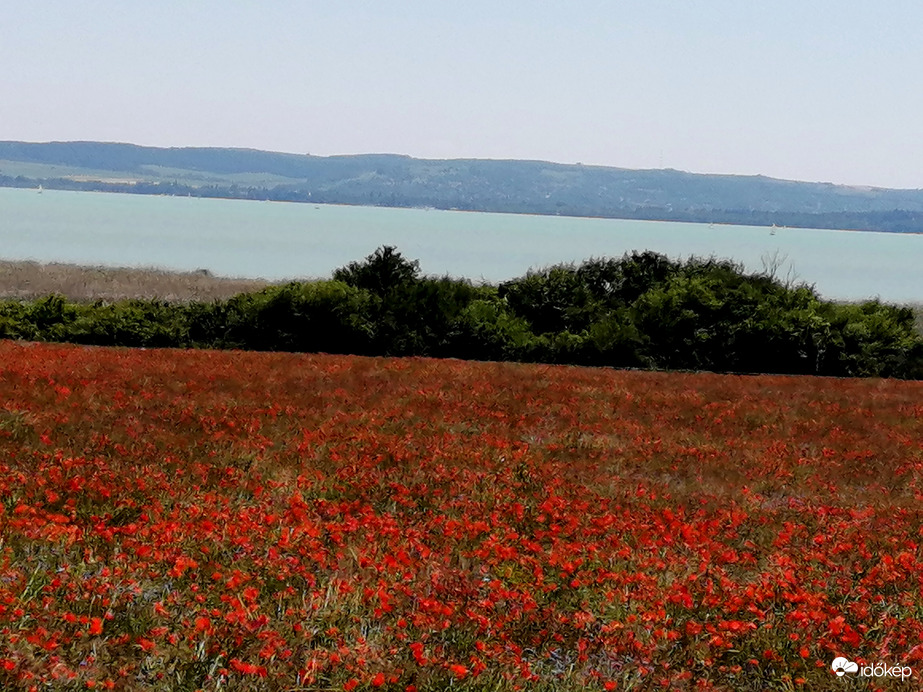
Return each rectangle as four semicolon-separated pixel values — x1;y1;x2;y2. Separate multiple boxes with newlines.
821;301;923;378
333;246;495;356
581;312;650;368
332;245;421;294
187;281;376;354
0;247;920;379
500;266;599;335
70;300;186;347
446;298;539;361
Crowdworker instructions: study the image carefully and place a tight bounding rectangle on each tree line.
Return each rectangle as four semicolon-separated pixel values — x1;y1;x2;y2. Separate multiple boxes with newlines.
1;247;920;378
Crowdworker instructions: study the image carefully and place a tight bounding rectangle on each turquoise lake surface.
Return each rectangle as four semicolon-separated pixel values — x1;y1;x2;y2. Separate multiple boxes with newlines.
2;186;922;303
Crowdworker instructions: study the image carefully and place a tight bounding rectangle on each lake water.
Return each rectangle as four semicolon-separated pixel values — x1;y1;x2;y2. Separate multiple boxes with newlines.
2;187;922;303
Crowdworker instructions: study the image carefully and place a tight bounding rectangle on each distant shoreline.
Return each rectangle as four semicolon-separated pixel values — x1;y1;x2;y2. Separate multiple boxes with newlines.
4;182;923;236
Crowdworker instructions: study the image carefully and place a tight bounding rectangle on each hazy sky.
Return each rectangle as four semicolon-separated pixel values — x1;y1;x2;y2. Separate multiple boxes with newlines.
3;1;923;188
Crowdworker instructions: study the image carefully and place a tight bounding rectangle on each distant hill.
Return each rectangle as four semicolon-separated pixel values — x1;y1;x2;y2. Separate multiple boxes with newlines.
2;140;923;232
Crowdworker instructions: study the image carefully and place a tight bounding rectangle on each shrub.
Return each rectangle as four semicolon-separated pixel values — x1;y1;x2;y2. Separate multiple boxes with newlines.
446;298;538;361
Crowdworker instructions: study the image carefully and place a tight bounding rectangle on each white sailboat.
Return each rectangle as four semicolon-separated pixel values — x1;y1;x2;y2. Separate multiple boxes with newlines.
37;184;43;194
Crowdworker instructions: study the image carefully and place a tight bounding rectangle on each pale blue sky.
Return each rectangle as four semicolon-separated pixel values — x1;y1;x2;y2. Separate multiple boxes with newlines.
3;1;922;188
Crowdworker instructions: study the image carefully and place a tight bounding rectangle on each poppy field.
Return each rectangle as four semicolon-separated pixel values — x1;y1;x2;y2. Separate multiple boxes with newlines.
1;341;922;691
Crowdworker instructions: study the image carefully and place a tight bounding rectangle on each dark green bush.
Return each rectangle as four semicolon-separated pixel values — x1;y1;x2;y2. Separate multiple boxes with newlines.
207;281;376;354
445;298;539;362
332;245;420;294
499;266;600;335
68;300;186;348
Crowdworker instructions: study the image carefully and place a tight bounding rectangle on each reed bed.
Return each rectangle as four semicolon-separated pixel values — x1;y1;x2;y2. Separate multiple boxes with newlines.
0;260;275;303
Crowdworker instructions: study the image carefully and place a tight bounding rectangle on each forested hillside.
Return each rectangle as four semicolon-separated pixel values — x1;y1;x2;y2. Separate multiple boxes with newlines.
2;141;923;232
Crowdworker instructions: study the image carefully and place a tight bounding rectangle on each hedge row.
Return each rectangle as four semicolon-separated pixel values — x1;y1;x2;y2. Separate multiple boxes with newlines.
1;247;920;378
